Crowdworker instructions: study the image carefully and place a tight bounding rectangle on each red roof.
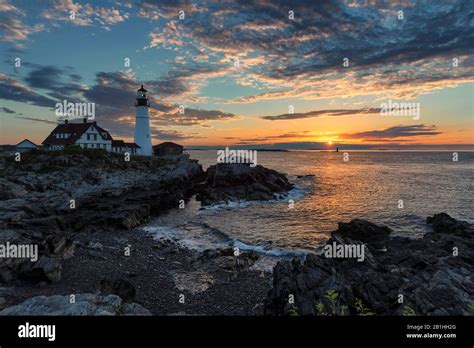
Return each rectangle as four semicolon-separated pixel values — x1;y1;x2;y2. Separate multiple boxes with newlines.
124;142;140;148
112;140;140;148
42;122;112;146
112;140;126;147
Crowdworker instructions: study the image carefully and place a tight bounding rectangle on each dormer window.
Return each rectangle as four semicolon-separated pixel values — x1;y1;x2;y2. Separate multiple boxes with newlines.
102;132;108;139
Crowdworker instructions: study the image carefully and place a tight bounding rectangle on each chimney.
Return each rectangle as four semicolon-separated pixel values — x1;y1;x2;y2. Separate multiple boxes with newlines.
64;119;69;124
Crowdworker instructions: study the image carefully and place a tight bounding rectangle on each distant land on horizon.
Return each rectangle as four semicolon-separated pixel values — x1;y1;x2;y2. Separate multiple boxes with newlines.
185;144;474;151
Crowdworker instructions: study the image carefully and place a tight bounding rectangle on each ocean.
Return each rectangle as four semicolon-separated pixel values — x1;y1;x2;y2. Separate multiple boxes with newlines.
143;150;474;266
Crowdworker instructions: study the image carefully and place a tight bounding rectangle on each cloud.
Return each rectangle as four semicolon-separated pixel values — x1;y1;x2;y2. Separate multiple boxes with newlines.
141;0;474;102
151;128;204;141
0;13;46;45
41;0;129;28
64;69;239;136
0;72;57;108
223;125;443;145
234;131;316;143
154;108;238;126
262;108;381;120
13;116;58;125
340;124;442;140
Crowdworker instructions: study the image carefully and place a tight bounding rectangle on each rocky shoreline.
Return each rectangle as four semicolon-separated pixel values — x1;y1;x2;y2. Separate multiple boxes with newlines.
265;213;473;316
0;149;290;315
0;149;471;316
0;225;272;315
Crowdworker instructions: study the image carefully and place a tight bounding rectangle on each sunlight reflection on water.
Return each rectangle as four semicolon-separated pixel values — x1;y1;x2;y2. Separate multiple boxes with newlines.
188;150;474;251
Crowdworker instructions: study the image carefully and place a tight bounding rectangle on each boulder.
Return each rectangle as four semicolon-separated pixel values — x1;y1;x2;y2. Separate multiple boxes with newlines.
0;293;150;315
197;163;293;205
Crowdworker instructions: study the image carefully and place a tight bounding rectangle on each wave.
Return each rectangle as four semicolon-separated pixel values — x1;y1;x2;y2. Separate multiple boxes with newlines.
142;223;310;271
197;180;312;214
232;239;308;259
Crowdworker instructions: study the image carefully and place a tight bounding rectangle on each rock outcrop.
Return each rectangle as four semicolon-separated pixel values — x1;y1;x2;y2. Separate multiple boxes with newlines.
265;213;473;316
0;293;150;315
0;150;291;285
197;163;293;205
0;150;204;284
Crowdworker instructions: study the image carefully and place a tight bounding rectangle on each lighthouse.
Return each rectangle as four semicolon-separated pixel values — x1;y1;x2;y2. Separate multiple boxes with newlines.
134;85;153;156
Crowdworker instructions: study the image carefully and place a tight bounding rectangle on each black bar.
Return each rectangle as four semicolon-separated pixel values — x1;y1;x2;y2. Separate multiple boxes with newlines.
0;316;472;346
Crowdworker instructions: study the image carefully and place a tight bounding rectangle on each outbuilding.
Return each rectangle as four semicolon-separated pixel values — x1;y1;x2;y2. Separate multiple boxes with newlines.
153;142;183;156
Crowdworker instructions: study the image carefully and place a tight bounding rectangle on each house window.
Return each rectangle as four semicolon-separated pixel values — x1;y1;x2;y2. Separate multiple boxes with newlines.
102;133;107;139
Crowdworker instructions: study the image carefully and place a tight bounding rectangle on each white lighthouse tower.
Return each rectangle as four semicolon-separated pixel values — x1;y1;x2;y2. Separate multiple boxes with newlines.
134;85;153;156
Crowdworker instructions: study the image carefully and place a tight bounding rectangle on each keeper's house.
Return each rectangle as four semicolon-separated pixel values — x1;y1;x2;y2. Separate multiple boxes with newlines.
42;118;140;154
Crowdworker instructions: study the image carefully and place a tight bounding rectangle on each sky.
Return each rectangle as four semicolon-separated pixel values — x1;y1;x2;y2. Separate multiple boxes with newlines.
0;0;473;149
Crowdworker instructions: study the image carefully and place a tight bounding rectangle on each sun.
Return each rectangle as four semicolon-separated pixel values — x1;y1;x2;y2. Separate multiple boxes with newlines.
328;141;333;146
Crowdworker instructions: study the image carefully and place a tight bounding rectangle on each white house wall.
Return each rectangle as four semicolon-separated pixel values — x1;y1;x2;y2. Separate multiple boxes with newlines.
75;125;112;151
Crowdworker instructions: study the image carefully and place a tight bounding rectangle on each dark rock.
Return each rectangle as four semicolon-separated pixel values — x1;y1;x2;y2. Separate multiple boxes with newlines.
193;248;260;278
0;154;204;283
0;293;150;315
296;174;315;179
197;163;293;205
332;219;392;251
96;278;136;303
427;212;472;238
265;214;474;316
